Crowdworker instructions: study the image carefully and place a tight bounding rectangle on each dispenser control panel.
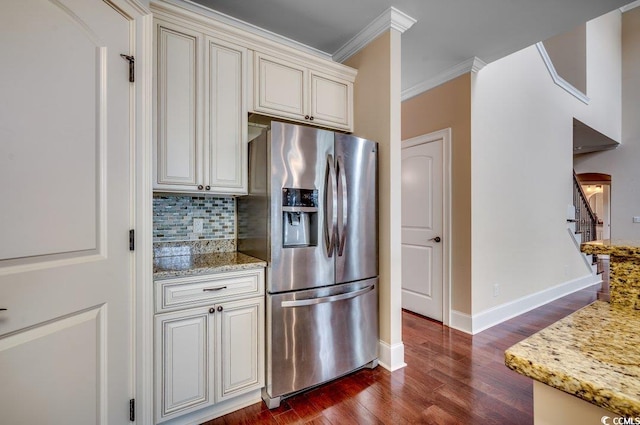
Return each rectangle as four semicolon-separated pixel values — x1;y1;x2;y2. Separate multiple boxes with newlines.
282;188;318;208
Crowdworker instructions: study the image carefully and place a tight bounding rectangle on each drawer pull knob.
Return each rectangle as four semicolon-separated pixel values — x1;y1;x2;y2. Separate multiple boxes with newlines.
197;185;204;190
203;286;227;292
217;306;223;312
209;307;215;314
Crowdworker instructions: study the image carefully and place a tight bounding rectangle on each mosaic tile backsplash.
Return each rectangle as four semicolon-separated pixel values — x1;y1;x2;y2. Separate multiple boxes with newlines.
153;195;235;242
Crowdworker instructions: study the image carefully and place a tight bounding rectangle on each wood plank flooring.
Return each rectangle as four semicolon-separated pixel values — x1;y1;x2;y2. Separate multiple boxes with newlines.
203;286;598;424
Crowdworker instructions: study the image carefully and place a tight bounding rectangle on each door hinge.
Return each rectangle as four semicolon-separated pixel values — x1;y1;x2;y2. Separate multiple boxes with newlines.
129;398;135;422
129;229;135;251
120;54;135;83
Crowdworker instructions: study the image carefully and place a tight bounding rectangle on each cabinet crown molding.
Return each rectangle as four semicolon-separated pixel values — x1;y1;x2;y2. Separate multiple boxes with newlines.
151;0;356;81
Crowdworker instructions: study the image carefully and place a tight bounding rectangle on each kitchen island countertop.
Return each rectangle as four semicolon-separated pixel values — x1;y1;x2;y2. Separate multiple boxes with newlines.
581;239;640;257
581;239;640;310
505;300;640;417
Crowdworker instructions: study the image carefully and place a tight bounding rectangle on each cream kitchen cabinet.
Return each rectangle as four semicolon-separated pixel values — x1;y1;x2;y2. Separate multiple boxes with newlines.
217;298;264;402
253;51;354;132
155;307;210;420
154;19;248;195
154;268;265;424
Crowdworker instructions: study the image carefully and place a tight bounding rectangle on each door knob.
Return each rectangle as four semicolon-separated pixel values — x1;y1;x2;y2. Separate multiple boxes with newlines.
430;236;441;243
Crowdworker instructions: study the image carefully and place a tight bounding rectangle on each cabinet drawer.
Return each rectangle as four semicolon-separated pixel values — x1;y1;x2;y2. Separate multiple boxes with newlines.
156;268;265;312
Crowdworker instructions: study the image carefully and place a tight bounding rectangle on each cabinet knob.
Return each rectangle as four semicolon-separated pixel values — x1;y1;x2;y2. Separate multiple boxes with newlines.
304;115;310;120
198;185;204;190
217;306;223;312
205;185;211;191
209;307;215;314
309;116;314;121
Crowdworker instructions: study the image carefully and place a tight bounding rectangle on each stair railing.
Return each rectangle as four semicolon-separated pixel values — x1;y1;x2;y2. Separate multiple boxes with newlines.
573;171;598;243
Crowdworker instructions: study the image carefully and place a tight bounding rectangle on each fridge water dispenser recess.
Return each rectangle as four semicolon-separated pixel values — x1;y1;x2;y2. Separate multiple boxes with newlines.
282;188;318;247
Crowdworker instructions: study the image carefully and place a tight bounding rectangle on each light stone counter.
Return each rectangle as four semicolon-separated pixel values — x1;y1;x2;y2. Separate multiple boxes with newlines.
154;251;266;280
582;239;640;310
153;240;266;280
505;301;640;418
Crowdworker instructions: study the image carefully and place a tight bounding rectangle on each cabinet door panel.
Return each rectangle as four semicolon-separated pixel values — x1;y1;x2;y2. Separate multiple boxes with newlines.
156;24;201;189
254;53;306;119
217;297;264;401
155;309;212;422
311;72;352;130
206;39;247;193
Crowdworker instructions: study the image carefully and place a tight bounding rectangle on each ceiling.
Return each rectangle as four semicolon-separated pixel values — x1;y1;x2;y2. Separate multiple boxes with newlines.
190;0;632;96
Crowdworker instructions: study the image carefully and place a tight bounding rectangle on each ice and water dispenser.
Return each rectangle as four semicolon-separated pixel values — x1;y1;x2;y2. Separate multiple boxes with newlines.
282;188;318;247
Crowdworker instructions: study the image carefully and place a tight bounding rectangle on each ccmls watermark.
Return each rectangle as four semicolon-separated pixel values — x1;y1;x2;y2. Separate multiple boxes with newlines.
601;416;640;425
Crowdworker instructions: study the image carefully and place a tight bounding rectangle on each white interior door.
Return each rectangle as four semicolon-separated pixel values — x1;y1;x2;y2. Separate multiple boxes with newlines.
401;138;444;320
0;1;134;424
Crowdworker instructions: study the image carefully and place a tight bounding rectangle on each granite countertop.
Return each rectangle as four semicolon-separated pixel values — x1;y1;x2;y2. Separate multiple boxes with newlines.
581;239;640;310
505;301;640;417
582;239;640;257
153;240;266;280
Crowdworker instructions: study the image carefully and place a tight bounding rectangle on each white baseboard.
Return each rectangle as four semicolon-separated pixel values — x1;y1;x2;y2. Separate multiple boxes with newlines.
450;310;473;334
378;340;407;371
470;274;601;334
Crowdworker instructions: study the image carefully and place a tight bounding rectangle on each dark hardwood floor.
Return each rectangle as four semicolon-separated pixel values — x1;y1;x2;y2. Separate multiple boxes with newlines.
203;286;598;424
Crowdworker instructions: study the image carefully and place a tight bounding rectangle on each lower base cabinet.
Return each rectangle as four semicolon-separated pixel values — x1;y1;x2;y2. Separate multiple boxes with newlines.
155;295;264;423
218;299;263;401
156;308;211;418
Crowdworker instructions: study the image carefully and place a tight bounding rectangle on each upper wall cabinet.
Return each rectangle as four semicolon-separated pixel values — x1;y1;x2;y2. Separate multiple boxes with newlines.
154;19;248;195
152;1;358;195
253;52;354;132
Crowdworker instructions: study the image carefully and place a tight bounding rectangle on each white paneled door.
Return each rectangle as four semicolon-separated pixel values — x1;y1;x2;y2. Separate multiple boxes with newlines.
0;1;135;424
401;137;444;321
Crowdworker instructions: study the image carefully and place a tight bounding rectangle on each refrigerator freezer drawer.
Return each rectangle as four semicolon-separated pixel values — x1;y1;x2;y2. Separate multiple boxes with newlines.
265;279;379;402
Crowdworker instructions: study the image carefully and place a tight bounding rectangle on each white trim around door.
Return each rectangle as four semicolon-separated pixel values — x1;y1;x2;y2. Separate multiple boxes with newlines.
120;1;154;423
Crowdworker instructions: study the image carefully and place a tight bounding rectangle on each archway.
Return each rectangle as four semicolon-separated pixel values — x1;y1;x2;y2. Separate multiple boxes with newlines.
576;173;611;240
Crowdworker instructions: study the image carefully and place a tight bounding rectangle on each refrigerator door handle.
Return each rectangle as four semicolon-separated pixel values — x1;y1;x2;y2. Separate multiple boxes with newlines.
337;156;348;257
325;154;338;257
280;284;375;308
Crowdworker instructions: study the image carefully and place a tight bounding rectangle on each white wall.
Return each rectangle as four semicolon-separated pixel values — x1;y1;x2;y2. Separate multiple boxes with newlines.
574;7;640;239
470;10;622;315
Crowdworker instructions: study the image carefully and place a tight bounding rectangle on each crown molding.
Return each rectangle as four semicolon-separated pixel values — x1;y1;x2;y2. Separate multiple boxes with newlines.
401;57;486;101
620;1;640;12
156;0;333;61
333;7;417;63
536;42;590;105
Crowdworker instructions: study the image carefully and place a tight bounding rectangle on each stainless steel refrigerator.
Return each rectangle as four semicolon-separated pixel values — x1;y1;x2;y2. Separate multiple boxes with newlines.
238;121;379;408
